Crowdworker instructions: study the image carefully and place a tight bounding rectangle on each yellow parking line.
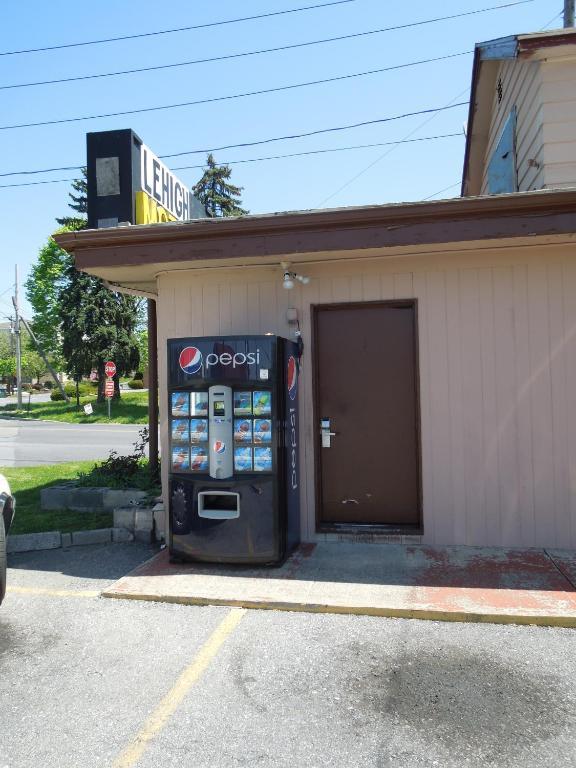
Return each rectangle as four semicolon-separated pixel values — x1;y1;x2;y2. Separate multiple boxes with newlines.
7;586;100;598
112;607;245;768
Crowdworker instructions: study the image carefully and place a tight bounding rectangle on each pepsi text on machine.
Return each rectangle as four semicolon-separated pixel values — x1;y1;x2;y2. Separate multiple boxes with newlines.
179;346;261;375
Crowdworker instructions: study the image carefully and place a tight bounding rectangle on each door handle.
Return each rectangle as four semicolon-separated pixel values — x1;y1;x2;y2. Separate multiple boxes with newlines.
320;418;337;448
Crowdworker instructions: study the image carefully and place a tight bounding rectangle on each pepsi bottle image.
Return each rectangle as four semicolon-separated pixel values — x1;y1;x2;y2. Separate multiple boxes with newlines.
167;335;300;565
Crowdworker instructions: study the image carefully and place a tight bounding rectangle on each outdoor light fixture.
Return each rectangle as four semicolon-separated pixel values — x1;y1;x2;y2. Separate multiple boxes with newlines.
282;267;310;290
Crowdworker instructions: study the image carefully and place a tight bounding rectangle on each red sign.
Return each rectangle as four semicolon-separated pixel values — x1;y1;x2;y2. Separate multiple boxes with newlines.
104;380;114;398
104;361;116;378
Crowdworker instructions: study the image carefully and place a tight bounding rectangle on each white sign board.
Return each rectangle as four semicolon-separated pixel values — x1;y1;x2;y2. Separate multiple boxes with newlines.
83;403;93;415
140;144;195;222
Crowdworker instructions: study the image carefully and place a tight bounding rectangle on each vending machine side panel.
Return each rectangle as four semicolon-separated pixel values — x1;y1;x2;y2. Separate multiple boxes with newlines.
283;339;301;553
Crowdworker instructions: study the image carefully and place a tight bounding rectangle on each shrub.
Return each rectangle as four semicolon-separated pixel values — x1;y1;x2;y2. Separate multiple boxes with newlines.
44;381;53;389
50;389;65;401
76;428;157;490
127;379;144;389
133;371;144;381
63;382;93;397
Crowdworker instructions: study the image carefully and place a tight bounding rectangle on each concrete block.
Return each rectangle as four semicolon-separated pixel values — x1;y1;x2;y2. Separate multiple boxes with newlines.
134;509;154;532
134;528;153;544
153;503;165;542
61;532;72;548
40;485;76;510
71;528;112;547
113;507;136;531
7;531;61;553
103;489;148;509
112;527;134;543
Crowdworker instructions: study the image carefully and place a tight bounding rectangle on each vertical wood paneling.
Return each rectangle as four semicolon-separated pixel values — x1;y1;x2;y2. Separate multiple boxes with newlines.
393;273;413;299
218;283;232;335
562;259;576;547
478;269;500;545
362;270;381;301
201;283;219;335
459;269;486;545
492;267;521;546
445;270;467;543
424;271;453;543
527;262;556;547
512;264;536;546
548;261;570;546
228;282;248;334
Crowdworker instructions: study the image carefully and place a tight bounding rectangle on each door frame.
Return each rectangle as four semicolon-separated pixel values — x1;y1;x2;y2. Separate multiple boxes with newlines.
311;299;423;534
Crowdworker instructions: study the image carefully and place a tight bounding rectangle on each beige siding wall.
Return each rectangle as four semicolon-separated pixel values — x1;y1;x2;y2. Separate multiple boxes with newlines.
541;60;576;188
157;246;576;549
481;59;544;194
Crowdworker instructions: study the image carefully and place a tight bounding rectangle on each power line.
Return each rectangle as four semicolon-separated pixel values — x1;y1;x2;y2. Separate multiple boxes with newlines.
0;0;530;91
317;88;470;206
0;0;356;57
422;181;461;200
0;133;463;189
170;134;463;172
0;50;471;133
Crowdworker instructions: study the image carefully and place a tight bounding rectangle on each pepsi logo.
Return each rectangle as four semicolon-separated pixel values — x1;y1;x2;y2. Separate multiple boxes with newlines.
213;441;226;454
179;346;203;375
287;355;297;400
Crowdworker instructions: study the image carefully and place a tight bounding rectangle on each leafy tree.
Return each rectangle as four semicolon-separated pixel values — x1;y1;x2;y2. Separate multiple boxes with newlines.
24;228;78;365
192;154;248;217
135;328;149;374
58;259;140;403
55;168;87;229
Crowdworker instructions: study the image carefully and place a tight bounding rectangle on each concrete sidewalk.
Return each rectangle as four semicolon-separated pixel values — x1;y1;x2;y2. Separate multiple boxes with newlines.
102;542;576;627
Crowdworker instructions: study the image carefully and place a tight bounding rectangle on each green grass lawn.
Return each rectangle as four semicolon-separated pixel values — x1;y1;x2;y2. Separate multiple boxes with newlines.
2;462;113;535
0;390;148;424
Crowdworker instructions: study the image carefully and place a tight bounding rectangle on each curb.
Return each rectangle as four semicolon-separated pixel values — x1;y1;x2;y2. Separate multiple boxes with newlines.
7;527;134;554
99;590;576;628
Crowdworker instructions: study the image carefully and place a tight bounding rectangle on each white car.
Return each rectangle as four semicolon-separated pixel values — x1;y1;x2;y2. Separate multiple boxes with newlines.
0;474;15;605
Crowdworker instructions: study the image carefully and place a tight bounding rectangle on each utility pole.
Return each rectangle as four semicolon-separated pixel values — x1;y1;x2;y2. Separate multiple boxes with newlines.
565;0;575;28
12;265;22;409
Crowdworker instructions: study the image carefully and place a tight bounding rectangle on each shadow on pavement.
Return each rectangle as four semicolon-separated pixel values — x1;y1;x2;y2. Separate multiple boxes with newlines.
7;542;158;582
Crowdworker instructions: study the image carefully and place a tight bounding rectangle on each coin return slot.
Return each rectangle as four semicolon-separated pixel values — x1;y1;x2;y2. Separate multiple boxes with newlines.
197;491;240;520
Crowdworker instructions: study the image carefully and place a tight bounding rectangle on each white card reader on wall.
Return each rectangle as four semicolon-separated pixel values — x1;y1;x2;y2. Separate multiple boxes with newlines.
208;385;233;479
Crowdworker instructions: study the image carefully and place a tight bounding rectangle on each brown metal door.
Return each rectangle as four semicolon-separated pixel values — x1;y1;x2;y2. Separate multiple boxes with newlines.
315;302;421;527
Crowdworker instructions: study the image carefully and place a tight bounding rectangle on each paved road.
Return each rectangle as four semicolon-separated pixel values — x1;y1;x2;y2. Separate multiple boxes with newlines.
0;418;146;467
1;544;576;768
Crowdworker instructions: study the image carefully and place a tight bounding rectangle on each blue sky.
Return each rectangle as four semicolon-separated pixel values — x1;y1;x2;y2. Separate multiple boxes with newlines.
0;0;562;317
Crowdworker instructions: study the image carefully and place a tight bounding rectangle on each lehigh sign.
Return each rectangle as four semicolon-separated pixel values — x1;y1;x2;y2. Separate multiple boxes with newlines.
86;129;206;229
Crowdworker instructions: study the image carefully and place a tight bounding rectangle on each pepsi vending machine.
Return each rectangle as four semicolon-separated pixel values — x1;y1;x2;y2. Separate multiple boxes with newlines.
168;335;300;565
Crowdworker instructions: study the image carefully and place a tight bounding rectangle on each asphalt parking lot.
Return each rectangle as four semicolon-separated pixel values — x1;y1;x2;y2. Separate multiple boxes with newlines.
2;544;576;768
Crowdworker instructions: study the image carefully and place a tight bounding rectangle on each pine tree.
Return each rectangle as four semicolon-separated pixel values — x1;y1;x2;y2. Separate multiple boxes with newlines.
56;168;87;229
192;154;248;217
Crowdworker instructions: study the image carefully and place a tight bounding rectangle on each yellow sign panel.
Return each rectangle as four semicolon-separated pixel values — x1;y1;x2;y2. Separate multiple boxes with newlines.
135;191;178;225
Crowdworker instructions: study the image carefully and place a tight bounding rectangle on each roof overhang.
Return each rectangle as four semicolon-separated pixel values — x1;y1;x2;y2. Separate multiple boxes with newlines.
461;28;576;196
54;189;576;294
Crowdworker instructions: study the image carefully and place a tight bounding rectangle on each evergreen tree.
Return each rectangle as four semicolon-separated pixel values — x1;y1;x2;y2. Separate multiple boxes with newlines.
56;168;87;229
192;154;248;217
